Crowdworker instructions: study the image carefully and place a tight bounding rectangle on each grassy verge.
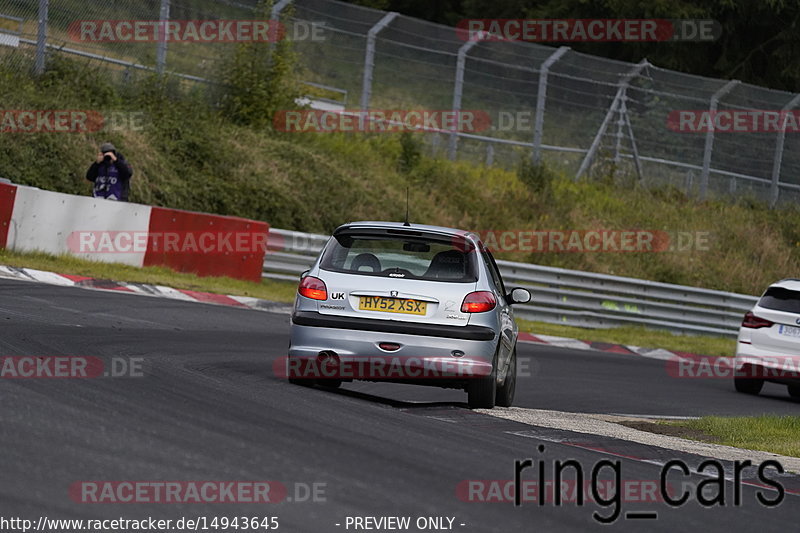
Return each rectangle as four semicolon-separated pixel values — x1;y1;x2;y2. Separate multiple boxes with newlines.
0;248;298;304
662;416;800;458
517;319;736;357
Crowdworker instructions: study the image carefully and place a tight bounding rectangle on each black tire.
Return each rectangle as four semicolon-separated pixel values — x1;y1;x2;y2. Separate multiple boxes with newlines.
316;379;343;389
289;377;316;387
287;354;315;387
468;356;497;409
734;376;764;395
495;347;517;408
788;385;800;399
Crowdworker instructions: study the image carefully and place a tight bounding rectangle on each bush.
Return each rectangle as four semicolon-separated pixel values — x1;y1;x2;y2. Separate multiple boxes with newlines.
216;0;303;129
517;158;552;194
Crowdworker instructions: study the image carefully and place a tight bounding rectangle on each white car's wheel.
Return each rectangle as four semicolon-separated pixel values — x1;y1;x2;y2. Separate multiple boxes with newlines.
734;370;764;395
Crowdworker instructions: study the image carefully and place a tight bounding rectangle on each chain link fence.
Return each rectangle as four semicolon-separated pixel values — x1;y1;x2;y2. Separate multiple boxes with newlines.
1;0;799;206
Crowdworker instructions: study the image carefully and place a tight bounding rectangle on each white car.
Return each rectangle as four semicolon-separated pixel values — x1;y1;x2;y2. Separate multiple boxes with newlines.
734;279;800;398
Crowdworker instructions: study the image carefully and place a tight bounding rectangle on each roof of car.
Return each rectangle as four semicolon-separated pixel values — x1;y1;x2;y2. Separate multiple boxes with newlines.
335;221;474;238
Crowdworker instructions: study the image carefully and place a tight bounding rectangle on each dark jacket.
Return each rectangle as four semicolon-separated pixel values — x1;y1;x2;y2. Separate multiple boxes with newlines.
86;152;133;201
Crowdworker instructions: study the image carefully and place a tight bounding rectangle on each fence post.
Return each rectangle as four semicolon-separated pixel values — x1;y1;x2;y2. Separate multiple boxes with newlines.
613;99;626;165
576;60;647;179
532;46;568;164
621;99;644;181
155;0;170;75
448;33;484;161
699;79;739;201
34;0;47;75
271;0;293;19
360;12;398;111
269;0;293;54
769;94;800;208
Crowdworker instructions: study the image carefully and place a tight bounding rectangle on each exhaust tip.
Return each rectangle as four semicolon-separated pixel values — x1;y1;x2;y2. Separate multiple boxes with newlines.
317;350;340;365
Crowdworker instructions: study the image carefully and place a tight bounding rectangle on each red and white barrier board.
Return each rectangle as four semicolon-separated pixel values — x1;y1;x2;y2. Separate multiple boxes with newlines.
0;182;268;283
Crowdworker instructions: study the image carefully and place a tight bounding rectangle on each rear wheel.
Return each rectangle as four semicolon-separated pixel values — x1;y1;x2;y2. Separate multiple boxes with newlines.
495;347;517;408
734;374;764;395
287;353;316;387
289;377;316;387
468;355;497;409
788;385;800;399
317;379;343;389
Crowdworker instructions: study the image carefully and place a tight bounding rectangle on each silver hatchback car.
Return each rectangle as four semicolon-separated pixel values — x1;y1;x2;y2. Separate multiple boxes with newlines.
287;221;531;408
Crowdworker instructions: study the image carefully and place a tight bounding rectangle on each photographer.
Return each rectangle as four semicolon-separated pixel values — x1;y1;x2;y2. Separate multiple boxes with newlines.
86;142;133;201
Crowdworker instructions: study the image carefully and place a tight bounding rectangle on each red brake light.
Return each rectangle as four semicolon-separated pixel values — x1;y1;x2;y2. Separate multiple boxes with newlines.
741;311;774;329
461;291;496;313
298;276;327;301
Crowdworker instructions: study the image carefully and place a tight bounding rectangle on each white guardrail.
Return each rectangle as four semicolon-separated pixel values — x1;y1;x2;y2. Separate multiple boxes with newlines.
264;228;758;338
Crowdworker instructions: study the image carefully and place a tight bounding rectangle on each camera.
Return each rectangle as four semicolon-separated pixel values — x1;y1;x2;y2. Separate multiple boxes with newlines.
103;152;113;162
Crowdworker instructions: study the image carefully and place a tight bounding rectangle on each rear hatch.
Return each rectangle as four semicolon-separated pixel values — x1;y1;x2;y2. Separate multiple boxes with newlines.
312;227;479;327
749;285;800;355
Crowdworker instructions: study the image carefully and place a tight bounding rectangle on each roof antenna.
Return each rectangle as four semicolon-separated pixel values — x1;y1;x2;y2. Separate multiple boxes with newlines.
403;187;411;226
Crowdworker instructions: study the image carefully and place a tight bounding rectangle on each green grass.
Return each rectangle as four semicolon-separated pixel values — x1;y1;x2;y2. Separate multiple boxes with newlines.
0;248;298;303
664;416;800;458
517;319;736;357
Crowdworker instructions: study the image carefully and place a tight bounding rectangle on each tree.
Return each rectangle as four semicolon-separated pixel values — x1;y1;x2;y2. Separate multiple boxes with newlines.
218;0;302;128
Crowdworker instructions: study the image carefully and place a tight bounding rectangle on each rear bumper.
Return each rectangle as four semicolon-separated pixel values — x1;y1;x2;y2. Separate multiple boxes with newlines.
287;318;497;383
291;310;496;341
734;343;800;382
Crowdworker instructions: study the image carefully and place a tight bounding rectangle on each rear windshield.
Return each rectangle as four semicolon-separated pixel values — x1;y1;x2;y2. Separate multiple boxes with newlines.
759;286;800;313
320;231;478;282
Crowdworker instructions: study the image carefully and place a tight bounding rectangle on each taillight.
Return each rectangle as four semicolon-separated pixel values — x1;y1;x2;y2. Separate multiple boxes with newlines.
298;276;327;301
461;291;496;313
741;311;774;329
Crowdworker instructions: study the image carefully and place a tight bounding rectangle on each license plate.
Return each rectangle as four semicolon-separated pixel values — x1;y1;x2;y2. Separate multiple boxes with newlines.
359;296;427;315
778;324;800;337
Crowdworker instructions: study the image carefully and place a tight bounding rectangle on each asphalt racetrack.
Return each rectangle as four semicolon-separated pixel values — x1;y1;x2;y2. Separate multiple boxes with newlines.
1;278;799;532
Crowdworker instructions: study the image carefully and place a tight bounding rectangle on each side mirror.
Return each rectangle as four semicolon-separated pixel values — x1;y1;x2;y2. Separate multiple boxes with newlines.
508;287;531;305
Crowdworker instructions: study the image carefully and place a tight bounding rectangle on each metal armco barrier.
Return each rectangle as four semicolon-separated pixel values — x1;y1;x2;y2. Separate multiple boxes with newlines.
264;228;757;338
